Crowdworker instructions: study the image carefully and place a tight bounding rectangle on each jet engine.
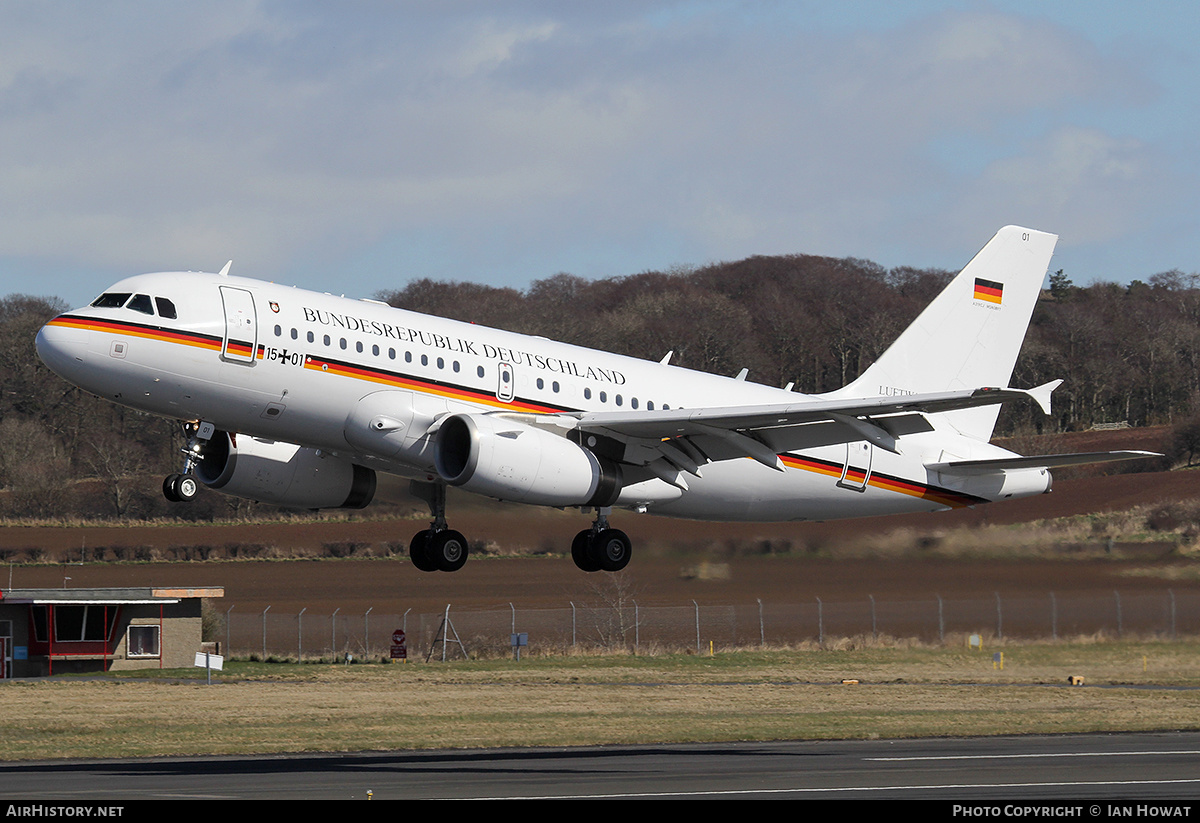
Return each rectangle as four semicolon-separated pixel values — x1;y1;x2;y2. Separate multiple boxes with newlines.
192;431;376;510
434;413;621;507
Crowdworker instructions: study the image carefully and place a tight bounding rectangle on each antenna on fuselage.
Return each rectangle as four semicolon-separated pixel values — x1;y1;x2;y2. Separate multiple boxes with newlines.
218;261;233;277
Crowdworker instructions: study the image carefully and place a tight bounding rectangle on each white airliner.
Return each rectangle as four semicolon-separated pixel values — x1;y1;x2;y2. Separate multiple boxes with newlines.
35;226;1154;573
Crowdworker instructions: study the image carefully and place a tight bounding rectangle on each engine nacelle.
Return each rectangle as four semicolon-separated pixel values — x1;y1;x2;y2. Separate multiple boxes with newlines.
434;413;621;507
193;431;376;510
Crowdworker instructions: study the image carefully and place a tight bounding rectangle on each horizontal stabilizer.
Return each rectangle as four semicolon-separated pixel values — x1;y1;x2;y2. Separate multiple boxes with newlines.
928;450;1160;475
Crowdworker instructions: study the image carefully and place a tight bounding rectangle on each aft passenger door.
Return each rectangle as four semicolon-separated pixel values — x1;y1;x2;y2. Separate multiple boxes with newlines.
220;286;258;364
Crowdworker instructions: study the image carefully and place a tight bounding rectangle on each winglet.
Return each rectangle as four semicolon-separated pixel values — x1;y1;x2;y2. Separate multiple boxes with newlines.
1025;379;1063;416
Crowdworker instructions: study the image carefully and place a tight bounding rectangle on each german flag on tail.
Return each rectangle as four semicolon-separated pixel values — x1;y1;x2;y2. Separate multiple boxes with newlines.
973;277;1003;305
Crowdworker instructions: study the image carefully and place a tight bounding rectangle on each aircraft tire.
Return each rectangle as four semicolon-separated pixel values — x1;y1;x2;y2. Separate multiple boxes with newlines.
571;529;601;572
591;528;632;572
175;474;198;501
429;529;469;573
162;474;181;503
408;529;439;572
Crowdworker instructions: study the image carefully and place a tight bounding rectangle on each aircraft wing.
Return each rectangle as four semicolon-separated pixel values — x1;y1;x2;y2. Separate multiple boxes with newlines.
504;382;1065;480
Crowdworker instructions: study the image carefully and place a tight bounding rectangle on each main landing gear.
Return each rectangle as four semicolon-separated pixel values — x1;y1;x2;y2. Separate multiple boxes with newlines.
405;483;632;574
163;421;210;503
571;508;632;573
407;480;469;572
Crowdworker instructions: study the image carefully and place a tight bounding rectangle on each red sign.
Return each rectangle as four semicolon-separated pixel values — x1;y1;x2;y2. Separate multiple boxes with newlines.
390;629;407;660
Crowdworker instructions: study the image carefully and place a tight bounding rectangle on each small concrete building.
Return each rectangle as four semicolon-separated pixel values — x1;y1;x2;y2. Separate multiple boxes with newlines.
0;586;223;678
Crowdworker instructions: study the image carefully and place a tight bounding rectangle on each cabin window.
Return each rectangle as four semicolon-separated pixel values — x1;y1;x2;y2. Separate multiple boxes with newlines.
647;401;655;411
274;324;282;337
356;341;363;353
436;357;444;369
290;328;298;340
536;378;544;390
307;331;315;343
552;381;560;393
372;344;379;356
155;297;178;319
477;366;485;378
631;398;638;409
599;391;607;403
420;354;428;366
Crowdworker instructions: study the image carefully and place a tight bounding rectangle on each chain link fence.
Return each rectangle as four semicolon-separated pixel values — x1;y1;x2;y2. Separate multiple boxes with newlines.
220;587;1200;661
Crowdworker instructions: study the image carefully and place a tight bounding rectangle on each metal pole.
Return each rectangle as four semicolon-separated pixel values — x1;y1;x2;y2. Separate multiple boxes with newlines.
1170;589;1177;640
817;597;823;646
937;595;944;644
331;608;339;657
570;601;576;648
758;599;764;648
226;605;234;657
634;600;640;654
1050;593;1057;641
693;600;700;654
365;607;373;658
995;592;1002;640
298;607;306;663
261;605;271;660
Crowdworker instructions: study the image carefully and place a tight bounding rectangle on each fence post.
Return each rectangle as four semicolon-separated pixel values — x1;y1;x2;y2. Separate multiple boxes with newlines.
261;605;270;660
693;600;700;654
298;607;306;663
758;599;764;648
937;594;944;644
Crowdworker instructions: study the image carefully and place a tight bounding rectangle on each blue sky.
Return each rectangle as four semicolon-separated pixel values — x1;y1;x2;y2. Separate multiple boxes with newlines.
1;1;1196;309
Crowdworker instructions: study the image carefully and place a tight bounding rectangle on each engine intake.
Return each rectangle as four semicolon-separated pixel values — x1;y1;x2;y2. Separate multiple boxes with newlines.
435;413;621;507
193;431;375;510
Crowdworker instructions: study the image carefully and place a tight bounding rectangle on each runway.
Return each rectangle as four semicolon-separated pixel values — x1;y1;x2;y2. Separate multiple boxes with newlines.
2;732;1199;801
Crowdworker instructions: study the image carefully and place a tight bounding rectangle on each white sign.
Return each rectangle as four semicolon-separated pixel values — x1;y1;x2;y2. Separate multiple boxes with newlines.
194;652;225;670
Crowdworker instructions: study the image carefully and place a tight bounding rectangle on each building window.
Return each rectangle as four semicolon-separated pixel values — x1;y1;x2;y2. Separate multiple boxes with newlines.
127;625;160;658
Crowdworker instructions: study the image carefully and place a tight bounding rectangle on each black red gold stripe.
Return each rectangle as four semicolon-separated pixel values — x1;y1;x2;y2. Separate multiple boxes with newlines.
973;277;1003;305
51;313;980;507
778;452;986;509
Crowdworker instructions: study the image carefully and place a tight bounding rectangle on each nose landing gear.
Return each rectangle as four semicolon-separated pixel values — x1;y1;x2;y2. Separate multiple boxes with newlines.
162;421;212;503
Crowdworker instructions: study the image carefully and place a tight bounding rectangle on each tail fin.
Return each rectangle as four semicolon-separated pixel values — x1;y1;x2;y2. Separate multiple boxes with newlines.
832;226;1058;442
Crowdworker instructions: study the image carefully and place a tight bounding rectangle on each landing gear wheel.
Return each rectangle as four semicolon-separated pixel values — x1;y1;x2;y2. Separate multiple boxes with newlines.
408;529;438;572
163;474;181;503
428;529;469;572
163;473;198;503
591;528;632;572
572;529;601;572
174;474;198;501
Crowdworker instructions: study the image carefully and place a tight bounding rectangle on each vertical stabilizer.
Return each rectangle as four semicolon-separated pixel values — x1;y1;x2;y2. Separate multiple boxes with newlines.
831;226;1058;441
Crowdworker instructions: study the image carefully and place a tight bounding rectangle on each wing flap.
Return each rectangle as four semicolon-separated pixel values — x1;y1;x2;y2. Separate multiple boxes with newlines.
928;450;1160;475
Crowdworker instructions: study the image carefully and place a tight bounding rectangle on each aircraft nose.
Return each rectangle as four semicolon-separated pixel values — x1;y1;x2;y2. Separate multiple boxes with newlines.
35;316;90;381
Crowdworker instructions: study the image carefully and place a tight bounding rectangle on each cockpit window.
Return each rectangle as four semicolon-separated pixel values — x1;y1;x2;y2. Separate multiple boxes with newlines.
127;294;154;315
91;292;131;309
155;297;178;319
